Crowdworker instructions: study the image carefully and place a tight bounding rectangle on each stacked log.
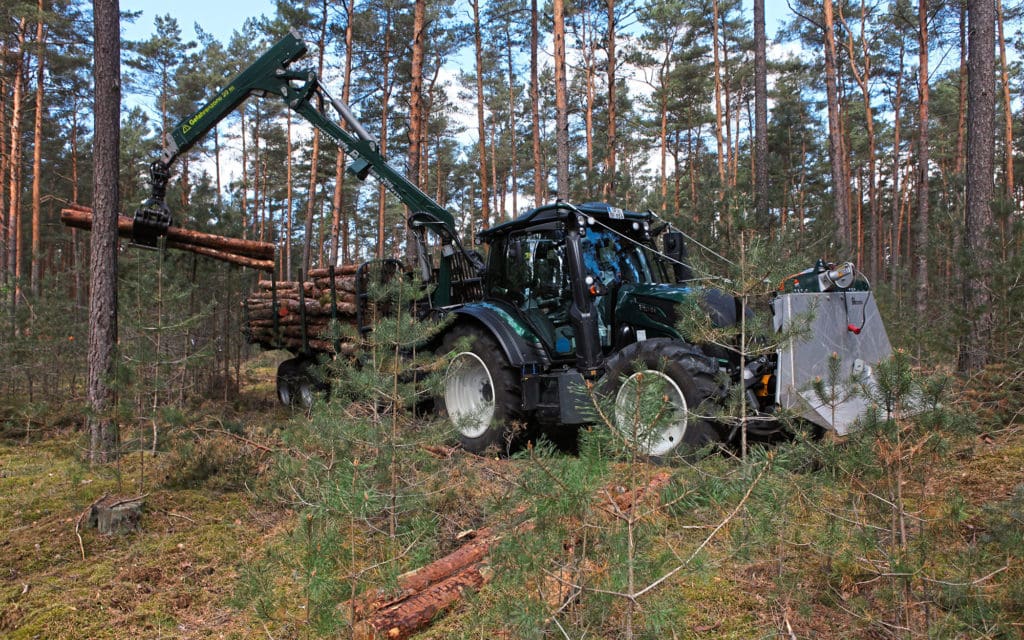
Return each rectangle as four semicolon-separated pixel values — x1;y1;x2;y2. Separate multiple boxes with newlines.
243;264;364;354
60;204;276;271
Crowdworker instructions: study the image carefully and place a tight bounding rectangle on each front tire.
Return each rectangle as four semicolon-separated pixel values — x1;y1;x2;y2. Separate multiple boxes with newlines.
440;326;522;454
598;339;723;461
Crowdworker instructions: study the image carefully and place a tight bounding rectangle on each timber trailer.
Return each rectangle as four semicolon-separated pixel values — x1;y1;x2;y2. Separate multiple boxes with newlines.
130;30;892;459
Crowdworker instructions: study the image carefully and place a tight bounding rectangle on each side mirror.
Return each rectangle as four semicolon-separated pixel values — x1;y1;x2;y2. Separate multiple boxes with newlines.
663;232;694;282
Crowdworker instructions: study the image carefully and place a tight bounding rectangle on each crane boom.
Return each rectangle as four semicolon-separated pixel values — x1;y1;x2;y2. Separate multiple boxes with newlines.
133;29;457;249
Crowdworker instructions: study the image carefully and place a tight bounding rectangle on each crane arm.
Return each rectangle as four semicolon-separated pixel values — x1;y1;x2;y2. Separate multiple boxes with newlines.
132;29;458;252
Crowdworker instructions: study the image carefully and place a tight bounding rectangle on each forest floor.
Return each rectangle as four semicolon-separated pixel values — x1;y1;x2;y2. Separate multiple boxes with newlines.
1;357;1022;639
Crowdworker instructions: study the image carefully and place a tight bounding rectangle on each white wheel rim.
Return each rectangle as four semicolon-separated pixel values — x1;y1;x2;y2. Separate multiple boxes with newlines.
445;350;496;439
613;369;689;457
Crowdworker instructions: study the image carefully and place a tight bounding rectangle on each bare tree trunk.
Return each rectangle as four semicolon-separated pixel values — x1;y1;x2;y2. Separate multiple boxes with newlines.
956;0;967;176
891;41;905;288
240;108;248;239
0;51;7;287
406;0;426;261
996;0;1013;206
88;0;120;464
30;0;45;298
503;20;518;215
823;0;851;250
377;9;393;259
530;0;543;206
285;112;293;281
753;0;768;230
915;0;930;319
472;0;491;229
302;2;328;275
553;0;570;200
842;1;879;280
712;0;725;198
959;0;995;372
330;0;356;266
7;20;28;305
602;0;617;199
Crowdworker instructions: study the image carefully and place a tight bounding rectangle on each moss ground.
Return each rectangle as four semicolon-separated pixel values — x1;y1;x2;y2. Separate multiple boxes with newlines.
2;357;1022;639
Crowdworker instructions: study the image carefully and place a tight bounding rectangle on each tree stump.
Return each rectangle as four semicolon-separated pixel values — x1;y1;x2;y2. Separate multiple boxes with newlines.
88;496;144;534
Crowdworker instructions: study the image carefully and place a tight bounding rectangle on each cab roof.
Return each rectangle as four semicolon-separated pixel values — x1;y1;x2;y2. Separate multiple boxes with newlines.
479;201;652;242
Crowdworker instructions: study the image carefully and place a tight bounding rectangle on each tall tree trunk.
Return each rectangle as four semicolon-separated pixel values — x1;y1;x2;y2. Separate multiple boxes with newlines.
286;112;293;281
377;9;393;259
30;0;45;298
88;0;120;464
891;41;905;288
956;0;967;176
753;0;768;230
302;1;328;275
915;0;930;319
406;0;425;261
504;21;518;215
472;0;490;229
530;0;543;206
712;0;725;198
8;21;28;304
823;0;851;250
0;51;8;287
960;0;995;372
240;108;248;239
553;0;570;200
996;0;1013;207
842;1;879;280
584;32;596;186
602;0;617;199
330;0;356;266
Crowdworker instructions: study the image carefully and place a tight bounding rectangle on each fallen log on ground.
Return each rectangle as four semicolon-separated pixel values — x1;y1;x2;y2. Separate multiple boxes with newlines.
341;471;673;638
60;205;275;271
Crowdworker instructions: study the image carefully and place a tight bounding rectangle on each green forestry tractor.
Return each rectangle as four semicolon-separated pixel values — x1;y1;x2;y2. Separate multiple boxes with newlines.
132;30;892;459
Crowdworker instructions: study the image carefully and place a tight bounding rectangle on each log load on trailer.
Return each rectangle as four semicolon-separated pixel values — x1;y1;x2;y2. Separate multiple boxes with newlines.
83;28;893;458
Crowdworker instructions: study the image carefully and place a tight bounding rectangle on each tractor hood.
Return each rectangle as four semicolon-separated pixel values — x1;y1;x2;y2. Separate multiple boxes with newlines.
614;283;740;337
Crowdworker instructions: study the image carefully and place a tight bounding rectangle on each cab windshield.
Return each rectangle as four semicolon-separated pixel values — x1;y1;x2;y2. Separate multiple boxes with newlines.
581;227;668;285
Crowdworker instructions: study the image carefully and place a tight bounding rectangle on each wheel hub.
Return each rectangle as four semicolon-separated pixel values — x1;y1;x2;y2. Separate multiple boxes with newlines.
445;351;496;438
613;369;689;457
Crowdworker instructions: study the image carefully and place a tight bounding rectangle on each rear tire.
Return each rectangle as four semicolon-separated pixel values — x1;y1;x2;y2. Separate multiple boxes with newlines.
276;357;319;409
440;326;522;454
598;338;723;461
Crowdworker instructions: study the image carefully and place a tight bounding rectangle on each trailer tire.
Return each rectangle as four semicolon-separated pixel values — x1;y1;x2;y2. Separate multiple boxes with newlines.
598;339;723;461
276;357;319;409
440;326;522;455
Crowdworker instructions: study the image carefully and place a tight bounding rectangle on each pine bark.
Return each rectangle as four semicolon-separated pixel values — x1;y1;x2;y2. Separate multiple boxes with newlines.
30;0;45;298
302;3;328;275
406;0;426;261
960;0;995;372
753;0;768;230
530;0;543;206
472;0;491;228
823;0;851;250
553;0;570;200
712;0;726;198
7;20;27;302
602;0;617;199
88;0;120;464
377;9;393;259
915;0;930;318
996;0;1013;205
